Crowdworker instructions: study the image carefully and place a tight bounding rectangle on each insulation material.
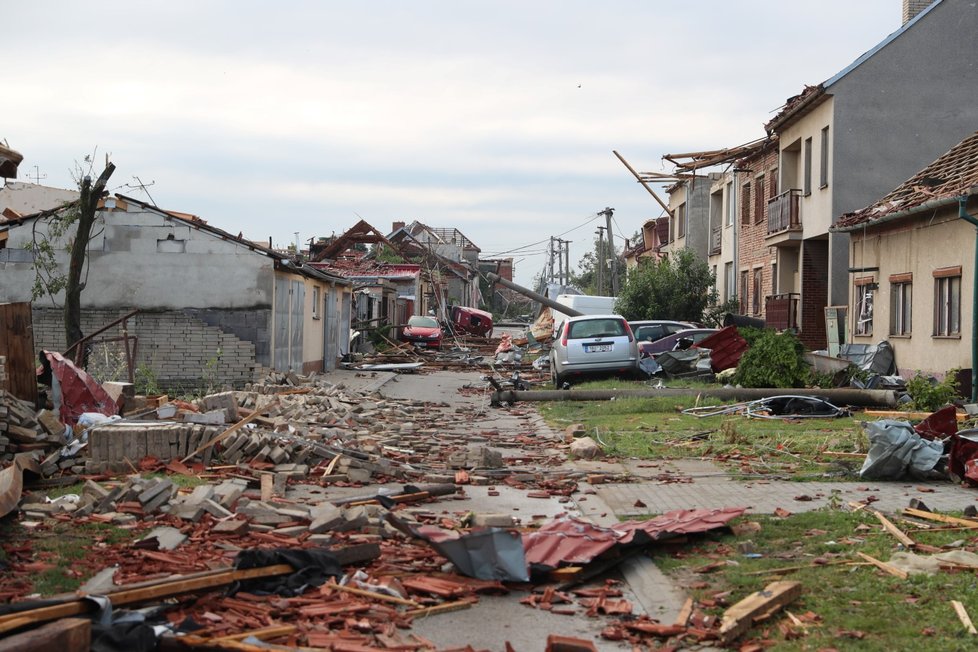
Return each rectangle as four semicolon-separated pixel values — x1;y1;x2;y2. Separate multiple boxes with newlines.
859;420;944;480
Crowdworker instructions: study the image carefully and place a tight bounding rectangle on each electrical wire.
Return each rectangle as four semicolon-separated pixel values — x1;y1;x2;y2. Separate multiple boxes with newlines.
480;211;604;257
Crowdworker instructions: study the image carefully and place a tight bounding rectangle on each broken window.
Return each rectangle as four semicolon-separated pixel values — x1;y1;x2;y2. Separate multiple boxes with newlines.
934;270;961;336
889;275;911;336
854;281;874;337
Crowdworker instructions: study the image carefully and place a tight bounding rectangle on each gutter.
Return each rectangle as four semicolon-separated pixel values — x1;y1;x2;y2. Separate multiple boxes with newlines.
959;196;978;403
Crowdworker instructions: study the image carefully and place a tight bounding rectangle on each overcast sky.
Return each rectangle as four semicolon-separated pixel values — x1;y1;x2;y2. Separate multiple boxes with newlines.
3;1;900;285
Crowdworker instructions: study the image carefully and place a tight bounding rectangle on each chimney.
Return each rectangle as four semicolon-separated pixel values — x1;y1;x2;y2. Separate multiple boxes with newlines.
392;221;405;232
902;0;932;24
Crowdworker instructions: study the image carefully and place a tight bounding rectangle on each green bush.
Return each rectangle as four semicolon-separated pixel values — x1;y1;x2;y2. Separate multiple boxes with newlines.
731;329;809;388
905;371;959;411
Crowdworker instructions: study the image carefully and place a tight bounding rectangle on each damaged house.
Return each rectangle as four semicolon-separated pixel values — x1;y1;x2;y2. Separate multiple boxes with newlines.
0;191;351;390
831;130;978;381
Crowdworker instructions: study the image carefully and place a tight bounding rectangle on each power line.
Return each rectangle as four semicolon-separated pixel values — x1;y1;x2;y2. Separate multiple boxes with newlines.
480;211;603;257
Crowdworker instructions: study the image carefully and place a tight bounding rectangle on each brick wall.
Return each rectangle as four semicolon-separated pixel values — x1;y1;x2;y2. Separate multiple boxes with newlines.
32;308;260;394
903;0;931;24
801;240;829;349
736;144;779;318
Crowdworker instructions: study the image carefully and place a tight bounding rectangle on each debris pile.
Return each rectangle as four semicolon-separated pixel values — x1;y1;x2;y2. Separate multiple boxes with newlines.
0;390;65;463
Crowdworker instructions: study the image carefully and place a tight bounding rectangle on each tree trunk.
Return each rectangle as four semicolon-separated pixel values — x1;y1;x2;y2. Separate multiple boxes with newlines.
64;163;115;360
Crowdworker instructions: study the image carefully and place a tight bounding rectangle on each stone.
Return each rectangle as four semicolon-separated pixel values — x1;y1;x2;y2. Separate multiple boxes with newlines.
565;423;587;440
83;479;110;502
346;467;372;484
308;503;345;534
183;410;228;425
170;504;205;522
183;485;216;507
212;519;250;535
471;513;516;528
201;499;234;519
139;526;187;551
569;436;603;460
138;479;174;506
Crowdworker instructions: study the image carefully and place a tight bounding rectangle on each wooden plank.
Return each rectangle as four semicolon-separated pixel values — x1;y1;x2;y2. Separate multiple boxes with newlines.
718;581;801;644
0;564;294;635
674;597;694;627
323;581;420;607
903;507;978;529
180;400;278;463
405;598;477;619
952;600;978;635
0;617;90;652
864;409;965;421
210;624;297;642
871;509;916;548
856;552;908;580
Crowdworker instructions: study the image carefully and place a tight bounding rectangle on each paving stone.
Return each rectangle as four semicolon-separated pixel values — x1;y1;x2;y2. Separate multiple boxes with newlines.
139;526;187;550
201;499;234;519
212;519;250;535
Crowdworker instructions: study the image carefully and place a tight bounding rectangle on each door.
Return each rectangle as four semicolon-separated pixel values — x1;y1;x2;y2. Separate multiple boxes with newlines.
339;291;352;356
324;286;338;370
272;276;305;372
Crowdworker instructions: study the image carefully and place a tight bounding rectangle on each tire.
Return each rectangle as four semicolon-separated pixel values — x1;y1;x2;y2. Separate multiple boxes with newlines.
551;356;568;389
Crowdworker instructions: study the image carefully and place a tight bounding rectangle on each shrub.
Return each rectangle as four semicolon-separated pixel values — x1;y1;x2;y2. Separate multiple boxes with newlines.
731;329;809;388
905;371;959;411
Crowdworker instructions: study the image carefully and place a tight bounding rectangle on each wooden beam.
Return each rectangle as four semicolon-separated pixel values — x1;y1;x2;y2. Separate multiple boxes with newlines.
953;600;978;635
902;508;978;529
210;625;297;643
612;150;673;217
0;618;90;652
0;564;294;635
856;552;908;580
719;581;802;644
674;597;694;627
871;509;916;548
864;409;965;421
323;581;420;607
405;598;477;619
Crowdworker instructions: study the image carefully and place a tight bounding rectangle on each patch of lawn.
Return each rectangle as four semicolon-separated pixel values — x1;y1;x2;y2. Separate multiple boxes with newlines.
539;387;867;479
653;508;978;650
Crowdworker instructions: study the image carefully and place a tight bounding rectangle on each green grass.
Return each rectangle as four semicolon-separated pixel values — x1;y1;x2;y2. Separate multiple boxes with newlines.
539;385;866;479
653;509;978;650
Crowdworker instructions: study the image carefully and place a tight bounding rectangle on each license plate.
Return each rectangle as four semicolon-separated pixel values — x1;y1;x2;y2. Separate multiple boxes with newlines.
587;344;613;353
416;342;427;347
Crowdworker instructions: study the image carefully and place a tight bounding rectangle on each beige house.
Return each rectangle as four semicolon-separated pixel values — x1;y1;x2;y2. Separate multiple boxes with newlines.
831;130;978;380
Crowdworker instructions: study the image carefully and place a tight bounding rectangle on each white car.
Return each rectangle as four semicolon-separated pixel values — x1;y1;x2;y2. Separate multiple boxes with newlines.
550;314;639;387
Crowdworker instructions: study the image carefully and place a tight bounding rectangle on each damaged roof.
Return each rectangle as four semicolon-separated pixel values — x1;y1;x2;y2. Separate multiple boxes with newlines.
766;1;943;134
0;143;24;179
663;136;771;174
833;129;978;232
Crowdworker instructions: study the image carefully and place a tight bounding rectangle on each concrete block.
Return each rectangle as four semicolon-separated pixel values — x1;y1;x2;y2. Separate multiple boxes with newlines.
201;499;234;519
212;519;249;535
139;526;187;551
308;503;345;534
471;513;516;528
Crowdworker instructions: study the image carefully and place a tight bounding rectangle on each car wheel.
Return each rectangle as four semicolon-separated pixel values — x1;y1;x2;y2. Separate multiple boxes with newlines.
551;359;567;389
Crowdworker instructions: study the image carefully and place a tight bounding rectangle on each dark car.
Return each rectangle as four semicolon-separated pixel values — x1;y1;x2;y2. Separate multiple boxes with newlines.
638;328;718;358
401;315;443;349
628;320;696;344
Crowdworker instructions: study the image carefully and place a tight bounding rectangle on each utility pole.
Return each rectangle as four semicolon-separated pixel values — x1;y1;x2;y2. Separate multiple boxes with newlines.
555;238;564;286
599;207;618;296
547;237;555;283
596;227;606;295
562;240;571;289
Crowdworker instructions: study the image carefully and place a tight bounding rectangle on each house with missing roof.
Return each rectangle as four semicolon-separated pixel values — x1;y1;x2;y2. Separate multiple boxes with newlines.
831;131;978;380
0;191;352;389
760;0;978;349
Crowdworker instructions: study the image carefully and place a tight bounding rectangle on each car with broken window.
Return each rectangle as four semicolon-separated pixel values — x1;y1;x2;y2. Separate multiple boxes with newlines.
638;328;719;358
628;320;697;344
400;315;443;349
550;314;638;387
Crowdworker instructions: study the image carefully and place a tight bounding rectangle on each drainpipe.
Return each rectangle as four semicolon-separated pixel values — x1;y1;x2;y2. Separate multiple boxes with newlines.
959;196;978;402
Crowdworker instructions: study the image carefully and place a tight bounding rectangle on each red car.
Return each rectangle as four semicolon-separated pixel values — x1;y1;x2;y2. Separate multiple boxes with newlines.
401;315;443;349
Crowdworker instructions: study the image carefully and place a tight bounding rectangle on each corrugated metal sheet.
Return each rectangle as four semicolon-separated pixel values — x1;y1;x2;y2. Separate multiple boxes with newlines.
694;326;748;372
523;508;746;569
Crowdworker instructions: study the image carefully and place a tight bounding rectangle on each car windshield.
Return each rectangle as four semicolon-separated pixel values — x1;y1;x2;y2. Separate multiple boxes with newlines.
408;316;439;328
567;318;625;339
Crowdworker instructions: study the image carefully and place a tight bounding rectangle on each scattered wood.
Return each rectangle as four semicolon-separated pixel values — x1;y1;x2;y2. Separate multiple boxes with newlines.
324;581;420;607
742;559;868;576
404;598;477;618
718;581;802;644
871;509;916;548
180;400;279;463
864;409;965;421
210;625;297;642
856;552;908;580
952;600;978;635
902;508;978;529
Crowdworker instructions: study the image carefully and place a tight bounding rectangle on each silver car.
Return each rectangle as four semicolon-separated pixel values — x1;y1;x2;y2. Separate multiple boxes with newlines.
550;314;639;387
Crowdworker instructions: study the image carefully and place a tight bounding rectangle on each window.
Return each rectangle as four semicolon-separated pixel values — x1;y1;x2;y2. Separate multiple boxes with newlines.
934;267;962;336
752;268;762;315
312;286;321;319
889;275;911;336
726;182;734;226
741;182;752;224
753;175;765;224
740;270;749;314
769;167;779;199
803;137;813;195
725;262;735;301
854;278;874;336
819;126;830;188
677;203;686;239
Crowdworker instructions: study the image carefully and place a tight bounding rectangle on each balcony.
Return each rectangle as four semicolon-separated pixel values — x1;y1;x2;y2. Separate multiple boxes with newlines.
766;189;802;246
709;226;722;256
765;293;800;330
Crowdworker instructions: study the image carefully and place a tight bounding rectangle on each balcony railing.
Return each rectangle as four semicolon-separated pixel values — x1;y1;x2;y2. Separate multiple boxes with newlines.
767;189;802;236
765;292;800;330
709;226;722;255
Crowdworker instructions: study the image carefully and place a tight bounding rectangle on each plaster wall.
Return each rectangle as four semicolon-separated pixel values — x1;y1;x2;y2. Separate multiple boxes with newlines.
0;205;274;310
848;206;973;377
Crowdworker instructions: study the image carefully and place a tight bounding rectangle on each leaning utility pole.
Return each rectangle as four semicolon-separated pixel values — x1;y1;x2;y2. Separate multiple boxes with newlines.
599;207;617;296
